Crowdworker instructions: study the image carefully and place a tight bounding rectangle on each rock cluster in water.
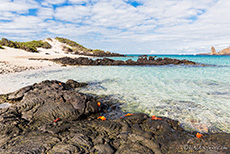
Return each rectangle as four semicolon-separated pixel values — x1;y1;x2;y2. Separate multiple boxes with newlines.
0;80;229;153
45;56;200;66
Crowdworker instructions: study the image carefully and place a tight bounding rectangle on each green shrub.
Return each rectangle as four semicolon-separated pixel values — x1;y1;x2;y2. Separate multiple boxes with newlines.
47;38;52;41
0;38;17;48
55;37;88;50
42;42;52;49
0;38;52;52
92;49;105;54
0;45;4;49
20;40;52;49
54;37;117;56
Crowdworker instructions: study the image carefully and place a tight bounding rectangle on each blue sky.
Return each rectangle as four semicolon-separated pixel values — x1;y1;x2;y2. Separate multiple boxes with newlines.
0;0;230;54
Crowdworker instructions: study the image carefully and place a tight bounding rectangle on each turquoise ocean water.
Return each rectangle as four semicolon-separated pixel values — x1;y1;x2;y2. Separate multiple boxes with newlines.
0;55;230;133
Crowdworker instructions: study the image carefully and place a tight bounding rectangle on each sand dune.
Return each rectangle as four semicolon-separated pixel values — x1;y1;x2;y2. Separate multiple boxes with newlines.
0;38;89;74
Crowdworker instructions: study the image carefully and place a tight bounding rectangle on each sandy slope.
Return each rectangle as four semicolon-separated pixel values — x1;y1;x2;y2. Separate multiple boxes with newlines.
0;38;89;74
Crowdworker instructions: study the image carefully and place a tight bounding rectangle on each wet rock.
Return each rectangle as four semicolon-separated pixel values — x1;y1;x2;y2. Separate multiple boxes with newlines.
66;79;88;89
8;85;33;101
48;144;80;154
49;56;200;66
0;80;229;153
116;142;154;154
112;60;125;65
95;143;114;154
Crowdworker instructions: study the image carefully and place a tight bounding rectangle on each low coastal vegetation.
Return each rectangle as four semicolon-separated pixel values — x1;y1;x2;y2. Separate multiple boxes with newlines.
92;49;111;55
0;38;52;52
0;37;124;57
0;37;123;56
55;37;88;52
55;37;124;57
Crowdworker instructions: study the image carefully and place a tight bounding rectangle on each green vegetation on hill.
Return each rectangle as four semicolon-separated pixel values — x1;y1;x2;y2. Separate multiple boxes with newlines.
0;37;124;56
92;49;108;54
0;45;4;49
55;37;123;57
0;38;52;52
55;37;88;52
21;40;52;49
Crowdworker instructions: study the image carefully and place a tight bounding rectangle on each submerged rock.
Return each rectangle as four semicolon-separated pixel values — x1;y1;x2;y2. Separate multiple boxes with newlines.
0;80;229;153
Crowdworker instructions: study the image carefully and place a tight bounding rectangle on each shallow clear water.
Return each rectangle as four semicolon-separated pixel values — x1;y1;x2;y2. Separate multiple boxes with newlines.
0;55;230;132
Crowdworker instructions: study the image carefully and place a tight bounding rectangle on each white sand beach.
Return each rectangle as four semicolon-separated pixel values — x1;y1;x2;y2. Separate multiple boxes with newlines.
0;38;89;74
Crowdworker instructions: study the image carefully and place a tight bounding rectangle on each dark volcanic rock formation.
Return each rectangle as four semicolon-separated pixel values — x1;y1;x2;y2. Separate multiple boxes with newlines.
0;80;229;153
48;56;200;66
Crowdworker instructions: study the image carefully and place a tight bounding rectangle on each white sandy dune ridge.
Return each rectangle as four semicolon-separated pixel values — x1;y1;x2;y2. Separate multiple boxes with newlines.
0;38;89;74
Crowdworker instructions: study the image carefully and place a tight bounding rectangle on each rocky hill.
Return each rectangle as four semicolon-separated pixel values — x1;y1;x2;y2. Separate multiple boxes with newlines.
211;46;217;55
218;47;230;55
0;37;125;57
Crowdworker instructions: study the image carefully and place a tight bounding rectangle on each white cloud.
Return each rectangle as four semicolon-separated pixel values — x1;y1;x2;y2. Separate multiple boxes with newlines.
0;0;40;26
0;0;39;13
0;15;44;39
0;0;230;53
54;5;91;22
37;7;54;19
85;1;147;30
42;0;66;6
68;0;89;4
0;11;15;20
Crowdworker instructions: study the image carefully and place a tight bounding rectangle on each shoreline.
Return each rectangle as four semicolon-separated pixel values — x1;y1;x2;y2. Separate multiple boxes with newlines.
0;46;90;75
0;45;206;75
0;61;45;75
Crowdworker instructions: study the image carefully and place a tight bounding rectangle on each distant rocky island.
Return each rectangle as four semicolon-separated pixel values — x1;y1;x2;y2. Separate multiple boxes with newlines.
200;46;230;55
0;37;125;57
